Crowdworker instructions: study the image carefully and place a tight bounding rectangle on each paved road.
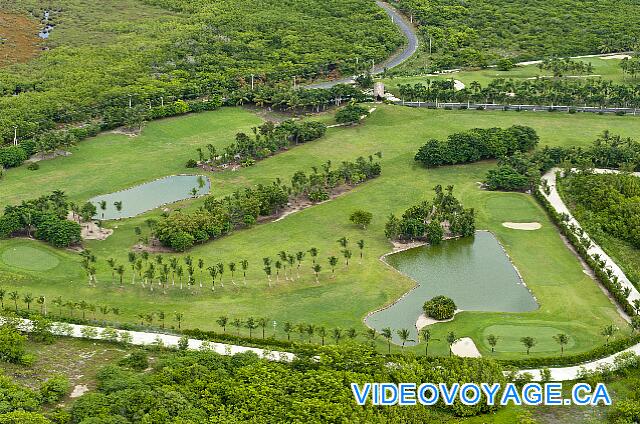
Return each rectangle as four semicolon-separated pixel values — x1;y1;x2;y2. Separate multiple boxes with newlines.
305;1;418;89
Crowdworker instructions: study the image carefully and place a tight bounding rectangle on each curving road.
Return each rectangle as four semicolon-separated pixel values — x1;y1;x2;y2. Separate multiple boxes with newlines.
305;1;419;89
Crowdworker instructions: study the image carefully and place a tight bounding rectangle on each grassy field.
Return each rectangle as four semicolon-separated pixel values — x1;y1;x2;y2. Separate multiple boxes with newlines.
381;56;637;96
1;104;639;357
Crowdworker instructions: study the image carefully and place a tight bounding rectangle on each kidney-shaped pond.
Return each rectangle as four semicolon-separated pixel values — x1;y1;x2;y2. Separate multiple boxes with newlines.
89;175;210;220
365;231;538;345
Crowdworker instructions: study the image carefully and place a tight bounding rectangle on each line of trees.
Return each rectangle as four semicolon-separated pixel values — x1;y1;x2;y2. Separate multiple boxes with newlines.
414;125;539;168
156;156;382;251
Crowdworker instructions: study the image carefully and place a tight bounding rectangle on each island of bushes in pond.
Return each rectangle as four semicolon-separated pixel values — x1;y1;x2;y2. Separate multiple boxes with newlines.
155;156;382;251
385;185;475;243
423;295;457;321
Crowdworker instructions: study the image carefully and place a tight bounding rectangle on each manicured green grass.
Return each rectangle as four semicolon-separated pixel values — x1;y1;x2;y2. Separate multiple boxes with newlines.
1;104;638;358
1;244;60;271
381;57;638;95
481;324;575;354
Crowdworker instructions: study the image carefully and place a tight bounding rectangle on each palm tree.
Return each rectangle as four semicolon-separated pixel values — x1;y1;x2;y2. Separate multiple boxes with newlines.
447;331;457;357
158;311;166;329
22;293;33;311
357;240;365;263
308;247;318;265
295;252;305;278
176;265;184;290
232;318;242;336
328;256;338;276
312;264;321;282
114;201;123;218
520;336;537;355
347;328;358;340
283;321;293;341
207;266;218;291
240;259;249;285
245;317;258;338
486;334;498;353
258;317;268;339
278;251;288;280
197;259;205;288
216;315;229;332
287;255;295;281
331;328;342;344
337;236;348;249
601;325;618;345
274;261;282;282
553;333;569;355
99;200;107;219
305;324;315;342
107;258;116;283
397;328;413;350
36;296;46;315
174;312;184;329
52;296;63;316
420;328;438;356
342;249;352;267
0;288;5;309
228;262;237;285
379;327;392;353
317;326;327;345
263;265;272;286
116;265;125;287
215;263;224;287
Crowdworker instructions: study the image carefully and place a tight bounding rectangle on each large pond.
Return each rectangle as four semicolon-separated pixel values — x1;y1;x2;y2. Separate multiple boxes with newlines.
89;175;210;220
365;231;537;345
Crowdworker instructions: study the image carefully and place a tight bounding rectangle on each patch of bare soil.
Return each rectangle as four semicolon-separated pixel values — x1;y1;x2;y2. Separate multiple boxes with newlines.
27;149;72;163
110;127;141;137
0;12;42;66
67;212;113;241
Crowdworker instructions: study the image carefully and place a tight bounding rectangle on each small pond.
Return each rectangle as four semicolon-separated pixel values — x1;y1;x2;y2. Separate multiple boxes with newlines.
89;175;210;220
365;231;538;345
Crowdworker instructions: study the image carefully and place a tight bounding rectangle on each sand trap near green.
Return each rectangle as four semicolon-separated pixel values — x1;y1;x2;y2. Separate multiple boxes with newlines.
1;245;61;271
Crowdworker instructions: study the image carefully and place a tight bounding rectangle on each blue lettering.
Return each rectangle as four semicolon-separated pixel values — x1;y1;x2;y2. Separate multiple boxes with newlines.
522;383;542;405
460;384;481;405
439;383;460;405
544;383;563;406
351;383;371;406
399;383;416;405
381;383;398;405
591;383;612;406
572;383;591;406
418;383;439;405
500;383;522;406
481;383;501;405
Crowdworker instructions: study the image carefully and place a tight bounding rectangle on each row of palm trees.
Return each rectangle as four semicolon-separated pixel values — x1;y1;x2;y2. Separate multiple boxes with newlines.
80;236;367;293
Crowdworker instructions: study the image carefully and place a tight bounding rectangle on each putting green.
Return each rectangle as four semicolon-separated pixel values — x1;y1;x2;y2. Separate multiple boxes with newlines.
481;324;576;353
1;245;61;271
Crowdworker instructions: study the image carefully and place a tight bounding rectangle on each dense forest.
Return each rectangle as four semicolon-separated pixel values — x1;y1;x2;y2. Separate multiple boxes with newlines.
393;0;640;68
0;0;402;145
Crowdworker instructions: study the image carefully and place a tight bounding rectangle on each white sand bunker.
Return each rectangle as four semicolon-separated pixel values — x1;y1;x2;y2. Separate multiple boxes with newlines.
70;384;89;398
502;222;541;231
601;54;631;60
415;312;459;331
451;337;481;358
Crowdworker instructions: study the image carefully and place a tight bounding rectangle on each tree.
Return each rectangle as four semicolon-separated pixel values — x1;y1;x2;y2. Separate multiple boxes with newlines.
396;328;413;350
317;326;327;345
357;239;365;262
115;265;125;287
631;315;640;333
337;237;348;249
229;262;237;284
381;327;392;353
240;259;249;285
423;295;457;320
283;321;293;341
520;336;537;355
486;334;498;353
232;318;242;336
0;288;4;309
207;266;218;291
312;264;322;282
601;324;618;344
328;256;338;276
174;312;184;329
447;331;457;357
9;291;18;312
342;249;352;267
245;317;258;338
216;316;228;332
258;317;268;339
419;327;438;356
553;333;569;355
331;328;342;344
349;209;373;229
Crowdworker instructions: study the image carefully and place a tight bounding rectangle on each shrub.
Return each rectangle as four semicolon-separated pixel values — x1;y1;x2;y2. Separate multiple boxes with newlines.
0;146;27;168
185;159;198;168
0;325;28;365
26;162;39;171
349;209;373;229
118;350;149;371
423;295;457;320
39;376;70;403
335;104;369;124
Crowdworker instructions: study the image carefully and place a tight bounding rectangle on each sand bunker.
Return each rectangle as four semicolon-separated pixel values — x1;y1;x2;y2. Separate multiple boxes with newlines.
454;80;465;90
415;312;458;331
601;54;631;60
502;222;541;230
451;337;481;358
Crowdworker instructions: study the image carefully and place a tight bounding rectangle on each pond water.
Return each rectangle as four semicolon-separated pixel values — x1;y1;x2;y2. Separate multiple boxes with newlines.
89;175;210;220
365;231;537;345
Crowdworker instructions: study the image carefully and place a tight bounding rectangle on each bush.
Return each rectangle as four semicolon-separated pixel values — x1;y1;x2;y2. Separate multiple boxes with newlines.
185;159;198;168
484;165;530;191
26;162;39;171
39;376;70;403
423;295;457;320
118;350;148;371
335;104;369;124
349;209;373;229
0;324;29;365
0;146;27;168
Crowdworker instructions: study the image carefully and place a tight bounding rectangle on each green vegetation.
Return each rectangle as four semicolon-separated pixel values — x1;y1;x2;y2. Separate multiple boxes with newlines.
394;0;640;68
0;0;402;143
423;295;456;320
0;105;634;359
